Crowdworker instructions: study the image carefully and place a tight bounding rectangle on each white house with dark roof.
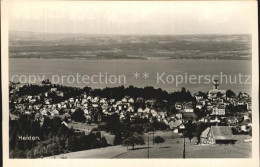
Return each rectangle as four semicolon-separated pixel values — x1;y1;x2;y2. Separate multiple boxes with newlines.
175;102;182;110
183;102;194;112
211;104;225;116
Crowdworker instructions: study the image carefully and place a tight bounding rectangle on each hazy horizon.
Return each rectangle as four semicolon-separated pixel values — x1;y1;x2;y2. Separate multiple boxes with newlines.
9;30;251;36
8;1;256;35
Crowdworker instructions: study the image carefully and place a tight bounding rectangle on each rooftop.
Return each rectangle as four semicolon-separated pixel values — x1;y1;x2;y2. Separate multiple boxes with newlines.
211;126;235;140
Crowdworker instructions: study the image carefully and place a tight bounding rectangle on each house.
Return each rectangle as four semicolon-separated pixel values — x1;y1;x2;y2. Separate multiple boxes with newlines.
245;101;252;111
145;99;155;107
86;96;92;101
116;101;122;106
82;98;88;104
237;101;245;106
238;92;249;99
102;103;108;110
33;105;40;110
45;99;51;105
119;114;125;121
51;109;59;116
10;113;19;120
56;91;64;97
198;117;209;123
244;114;250;120
199;99;207;106
92;97;99;103
211;105;225;115
129;98;134;104
225;117;238;126
206;102;213;111
127;106;134;112
84;109;89;114
183;102;194;112
50;88;57;92
69;98;74;103
178;124;185;133
100;98;107;104
157;112;167;119
212;98;224;103
61;121;68;127
117;105;122;110
151;110;158;117
29;98;36;103
41;109;48;116
110;99;116;104
92;103;99;108
27;95;33;100
238;119;252;133
136;97;144;103
196;103;203;110
121;97;128;103
137;108;144;113
200;126;236;144
175;113;182;119
169;119;182;130
193;92;204;101
143;108;151;114
175;102;182;110
209;117;220;123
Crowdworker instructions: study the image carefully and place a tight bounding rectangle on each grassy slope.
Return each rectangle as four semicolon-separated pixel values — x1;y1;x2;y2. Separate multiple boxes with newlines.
44;132;251;159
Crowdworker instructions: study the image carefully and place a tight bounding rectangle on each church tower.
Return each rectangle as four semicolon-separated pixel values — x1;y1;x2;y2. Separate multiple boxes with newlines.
213;80;219;90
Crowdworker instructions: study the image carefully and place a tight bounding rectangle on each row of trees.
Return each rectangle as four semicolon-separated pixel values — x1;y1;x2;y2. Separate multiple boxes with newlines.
14;83;195;104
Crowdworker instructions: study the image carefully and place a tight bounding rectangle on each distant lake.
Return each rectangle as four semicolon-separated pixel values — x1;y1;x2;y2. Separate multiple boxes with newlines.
9;58;252;94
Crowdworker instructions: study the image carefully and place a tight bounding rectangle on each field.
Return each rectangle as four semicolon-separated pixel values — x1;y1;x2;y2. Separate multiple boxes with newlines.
9;31;251;60
44;131;251;159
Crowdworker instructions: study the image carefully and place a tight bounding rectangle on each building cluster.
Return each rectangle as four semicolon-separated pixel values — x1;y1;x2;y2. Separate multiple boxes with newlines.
9;80;252;137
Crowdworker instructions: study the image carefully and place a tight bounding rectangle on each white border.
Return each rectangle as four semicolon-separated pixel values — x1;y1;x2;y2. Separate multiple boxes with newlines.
2;1;259;167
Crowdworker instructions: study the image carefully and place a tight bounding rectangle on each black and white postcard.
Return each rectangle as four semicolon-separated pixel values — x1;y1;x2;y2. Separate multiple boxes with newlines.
1;1;259;167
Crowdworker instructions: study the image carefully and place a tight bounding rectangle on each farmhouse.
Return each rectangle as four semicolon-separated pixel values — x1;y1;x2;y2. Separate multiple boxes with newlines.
200;126;236;144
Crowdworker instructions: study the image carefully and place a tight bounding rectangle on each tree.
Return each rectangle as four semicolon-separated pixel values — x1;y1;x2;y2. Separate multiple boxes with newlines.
194;108;206;120
122;133;145;150
113;132;123;145
105;113;121;134
71;108;86;122
153;136;165;147
185;120;194;144
226;90;236;98
216;92;223;98
195;122;210;144
100;137;108;147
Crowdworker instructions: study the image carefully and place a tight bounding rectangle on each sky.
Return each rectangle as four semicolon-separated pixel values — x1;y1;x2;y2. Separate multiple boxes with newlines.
7;1;257;35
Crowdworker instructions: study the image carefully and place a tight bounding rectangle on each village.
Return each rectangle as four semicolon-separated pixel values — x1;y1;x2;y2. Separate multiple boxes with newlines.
9;79;253;158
